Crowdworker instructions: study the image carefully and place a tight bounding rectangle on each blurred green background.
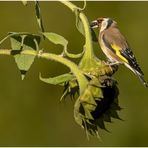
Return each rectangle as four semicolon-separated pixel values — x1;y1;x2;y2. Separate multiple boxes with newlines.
0;1;147;146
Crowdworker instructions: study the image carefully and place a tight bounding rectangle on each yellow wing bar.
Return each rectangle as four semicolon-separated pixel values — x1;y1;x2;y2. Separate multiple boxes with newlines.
111;44;129;63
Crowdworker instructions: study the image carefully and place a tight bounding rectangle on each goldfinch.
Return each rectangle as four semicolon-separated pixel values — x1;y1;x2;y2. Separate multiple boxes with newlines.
90;17;147;87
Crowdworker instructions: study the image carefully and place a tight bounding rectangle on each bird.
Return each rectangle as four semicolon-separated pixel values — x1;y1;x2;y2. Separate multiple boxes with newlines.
90;17;147;87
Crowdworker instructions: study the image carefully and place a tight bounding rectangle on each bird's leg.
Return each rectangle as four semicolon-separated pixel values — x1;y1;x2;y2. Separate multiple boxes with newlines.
108;62;122;66
106;59;122;66
105;60;120;74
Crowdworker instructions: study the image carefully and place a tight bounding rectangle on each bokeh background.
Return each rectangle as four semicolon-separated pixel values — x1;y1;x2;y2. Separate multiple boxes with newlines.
0;1;147;146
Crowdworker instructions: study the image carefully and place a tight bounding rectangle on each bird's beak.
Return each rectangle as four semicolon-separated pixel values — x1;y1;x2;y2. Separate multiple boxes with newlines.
90;20;98;28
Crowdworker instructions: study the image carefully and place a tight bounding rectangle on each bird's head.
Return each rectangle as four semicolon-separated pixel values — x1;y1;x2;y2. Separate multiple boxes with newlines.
90;17;115;32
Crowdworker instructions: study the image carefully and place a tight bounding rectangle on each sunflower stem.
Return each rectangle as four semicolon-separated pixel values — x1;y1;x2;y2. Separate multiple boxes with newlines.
0;49;88;94
59;0;96;68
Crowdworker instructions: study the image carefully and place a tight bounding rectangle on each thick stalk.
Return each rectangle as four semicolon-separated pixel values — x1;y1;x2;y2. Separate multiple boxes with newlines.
59;0;94;61
0;49;88;94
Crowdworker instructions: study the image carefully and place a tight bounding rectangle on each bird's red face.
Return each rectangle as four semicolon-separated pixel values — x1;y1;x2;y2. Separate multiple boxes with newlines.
97;18;104;28
90;17;104;29
91;17;114;32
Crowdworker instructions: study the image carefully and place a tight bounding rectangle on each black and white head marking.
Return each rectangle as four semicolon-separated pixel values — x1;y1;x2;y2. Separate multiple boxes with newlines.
100;18;113;32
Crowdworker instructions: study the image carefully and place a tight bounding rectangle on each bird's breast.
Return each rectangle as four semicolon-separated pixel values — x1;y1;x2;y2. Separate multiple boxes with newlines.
98;34;116;62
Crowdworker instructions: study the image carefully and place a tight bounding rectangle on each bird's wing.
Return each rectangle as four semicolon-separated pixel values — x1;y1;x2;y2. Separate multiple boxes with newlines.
119;48;144;75
102;28;144;75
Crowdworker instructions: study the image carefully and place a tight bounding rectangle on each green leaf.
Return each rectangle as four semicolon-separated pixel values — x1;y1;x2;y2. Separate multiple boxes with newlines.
74;9;85;36
96;117;106;130
43;32;84;58
74;77;103;131
40;73;74;85
10;33;41;80
64;47;84;59
73;1;86;36
103;114;111;122
80;89;97;106
35;0;44;32
84;107;94;120
43;32;68;48
109;109;121;120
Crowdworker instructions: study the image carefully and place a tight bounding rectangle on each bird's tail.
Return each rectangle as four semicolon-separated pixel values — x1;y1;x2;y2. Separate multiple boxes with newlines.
124;63;147;87
135;71;148;87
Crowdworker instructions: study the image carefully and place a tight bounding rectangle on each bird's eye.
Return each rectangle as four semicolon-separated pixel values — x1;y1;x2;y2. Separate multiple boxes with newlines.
97;19;103;24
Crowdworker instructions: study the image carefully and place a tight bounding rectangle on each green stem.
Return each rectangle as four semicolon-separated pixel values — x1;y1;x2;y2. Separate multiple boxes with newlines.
59;0;76;11
79;12;94;60
0;49;88;94
59;0;94;61
39;53;88;94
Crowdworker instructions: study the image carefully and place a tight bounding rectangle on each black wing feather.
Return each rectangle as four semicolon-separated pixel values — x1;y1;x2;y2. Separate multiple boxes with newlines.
120;48;144;75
